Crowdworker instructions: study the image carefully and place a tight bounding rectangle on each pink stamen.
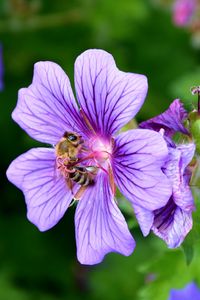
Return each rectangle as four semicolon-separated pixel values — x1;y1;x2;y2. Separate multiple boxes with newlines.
95;159;109;175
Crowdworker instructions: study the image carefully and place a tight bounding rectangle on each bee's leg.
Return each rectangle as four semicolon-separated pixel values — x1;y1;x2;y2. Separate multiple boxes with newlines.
73;186;87;201
69;198;77;207
69;156;78;162
66;178;74;194
108;164;116;195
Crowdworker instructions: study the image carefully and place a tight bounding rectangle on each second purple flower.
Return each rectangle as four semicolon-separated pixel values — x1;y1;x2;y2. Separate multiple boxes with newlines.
137;99;195;248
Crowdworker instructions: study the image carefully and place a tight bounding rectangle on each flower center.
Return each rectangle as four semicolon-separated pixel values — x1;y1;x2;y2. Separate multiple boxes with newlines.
55;132;113;188
88;137;112;163
55;131;115;199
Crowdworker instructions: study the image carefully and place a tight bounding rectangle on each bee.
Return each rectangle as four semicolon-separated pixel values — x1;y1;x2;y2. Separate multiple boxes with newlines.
55;132;83;162
56;132;98;188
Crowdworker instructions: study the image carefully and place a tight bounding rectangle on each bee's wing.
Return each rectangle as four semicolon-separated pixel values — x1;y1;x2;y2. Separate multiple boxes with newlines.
85;166;98;175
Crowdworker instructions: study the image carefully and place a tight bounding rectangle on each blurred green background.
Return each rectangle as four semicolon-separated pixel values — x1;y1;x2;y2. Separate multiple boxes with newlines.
1;0;200;299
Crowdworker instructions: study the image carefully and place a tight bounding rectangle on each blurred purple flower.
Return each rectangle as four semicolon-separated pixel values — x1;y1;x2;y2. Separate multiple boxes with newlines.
169;282;200;300
0;44;3;91
6;49;172;265
173;0;196;27
135;99;195;248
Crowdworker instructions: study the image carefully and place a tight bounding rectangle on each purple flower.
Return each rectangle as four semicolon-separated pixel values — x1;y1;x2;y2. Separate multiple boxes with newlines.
6;49;172;265
173;0;196;27
136;100;195;247
169;282;200;300
0;44;3;91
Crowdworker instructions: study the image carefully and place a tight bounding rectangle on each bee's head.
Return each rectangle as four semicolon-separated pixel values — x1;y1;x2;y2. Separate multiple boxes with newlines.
64;132;83;147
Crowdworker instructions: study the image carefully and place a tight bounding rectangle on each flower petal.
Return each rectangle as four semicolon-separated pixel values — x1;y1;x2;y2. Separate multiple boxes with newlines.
6;148;76;231
113;129;172;211
140;99;189;137
12;61;86;144
134;199;193;247
133;205;154;236
153;200;193;248
178;143;195;172
75;171;135;265
164;146;195;211
169;282;200;300
75;49;148;136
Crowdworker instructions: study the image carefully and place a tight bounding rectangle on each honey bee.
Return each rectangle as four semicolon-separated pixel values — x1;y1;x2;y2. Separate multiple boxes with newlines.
55;132;83;162
56;132;98;188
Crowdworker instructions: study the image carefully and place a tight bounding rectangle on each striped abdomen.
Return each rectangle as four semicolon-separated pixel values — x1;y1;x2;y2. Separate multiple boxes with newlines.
69;166;96;186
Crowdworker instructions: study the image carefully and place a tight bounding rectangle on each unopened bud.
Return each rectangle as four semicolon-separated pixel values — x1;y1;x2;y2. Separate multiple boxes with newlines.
191;86;200;95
